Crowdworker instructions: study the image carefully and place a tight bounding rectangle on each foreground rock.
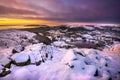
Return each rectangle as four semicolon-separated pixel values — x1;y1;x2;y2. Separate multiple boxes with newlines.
11;53;30;66
0;65;11;77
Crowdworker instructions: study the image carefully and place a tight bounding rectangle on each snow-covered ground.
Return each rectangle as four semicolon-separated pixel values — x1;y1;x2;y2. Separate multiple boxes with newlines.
0;44;120;80
0;26;120;80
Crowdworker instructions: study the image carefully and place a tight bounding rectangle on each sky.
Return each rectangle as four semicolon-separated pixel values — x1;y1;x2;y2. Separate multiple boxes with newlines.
0;0;120;25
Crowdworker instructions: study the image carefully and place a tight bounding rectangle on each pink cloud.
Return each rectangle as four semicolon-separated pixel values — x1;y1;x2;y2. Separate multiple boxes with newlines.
0;0;120;23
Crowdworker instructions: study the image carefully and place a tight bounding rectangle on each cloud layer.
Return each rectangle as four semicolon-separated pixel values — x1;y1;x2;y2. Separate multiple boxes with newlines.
0;0;120;23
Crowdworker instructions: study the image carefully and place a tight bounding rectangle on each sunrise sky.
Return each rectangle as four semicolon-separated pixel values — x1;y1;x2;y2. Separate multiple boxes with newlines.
0;0;120;25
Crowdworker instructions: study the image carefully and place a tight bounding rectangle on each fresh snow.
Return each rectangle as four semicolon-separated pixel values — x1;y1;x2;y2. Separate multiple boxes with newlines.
83;26;95;30
1;46;120;80
53;41;69;47
0;29;120;80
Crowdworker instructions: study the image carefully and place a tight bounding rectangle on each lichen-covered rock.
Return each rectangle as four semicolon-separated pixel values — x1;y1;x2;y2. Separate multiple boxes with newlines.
0;65;11;77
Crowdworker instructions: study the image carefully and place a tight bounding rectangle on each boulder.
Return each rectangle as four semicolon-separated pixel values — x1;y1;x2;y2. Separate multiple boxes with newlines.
11;53;30;66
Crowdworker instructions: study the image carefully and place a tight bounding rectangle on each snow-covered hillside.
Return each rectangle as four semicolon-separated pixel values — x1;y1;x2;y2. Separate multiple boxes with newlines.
0;29;37;48
0;26;120;80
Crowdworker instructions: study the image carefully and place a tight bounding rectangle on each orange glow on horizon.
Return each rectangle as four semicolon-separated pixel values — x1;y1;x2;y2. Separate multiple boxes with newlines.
0;18;60;26
0;18;119;28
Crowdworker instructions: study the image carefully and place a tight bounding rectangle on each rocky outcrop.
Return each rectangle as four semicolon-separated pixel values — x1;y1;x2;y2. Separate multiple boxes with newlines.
11;53;30;66
33;33;52;45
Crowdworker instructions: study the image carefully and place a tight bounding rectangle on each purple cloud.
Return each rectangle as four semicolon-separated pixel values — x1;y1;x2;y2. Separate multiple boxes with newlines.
0;0;120;23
